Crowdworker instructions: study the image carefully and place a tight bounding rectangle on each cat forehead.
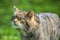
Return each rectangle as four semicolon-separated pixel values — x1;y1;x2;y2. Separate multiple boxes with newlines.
14;10;27;15
13;11;27;18
14;11;22;15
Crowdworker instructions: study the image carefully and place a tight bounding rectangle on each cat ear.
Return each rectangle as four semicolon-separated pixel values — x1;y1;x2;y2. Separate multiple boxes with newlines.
28;10;34;18
13;6;19;11
27;10;34;21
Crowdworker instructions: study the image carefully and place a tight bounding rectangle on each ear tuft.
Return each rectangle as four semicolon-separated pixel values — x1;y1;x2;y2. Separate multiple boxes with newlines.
13;6;19;11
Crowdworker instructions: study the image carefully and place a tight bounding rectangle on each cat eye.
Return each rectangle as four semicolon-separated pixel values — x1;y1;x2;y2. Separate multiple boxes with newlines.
18;18;22;20
16;16;19;18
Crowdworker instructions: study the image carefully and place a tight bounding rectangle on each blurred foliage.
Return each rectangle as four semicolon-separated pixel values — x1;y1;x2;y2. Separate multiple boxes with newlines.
0;0;60;40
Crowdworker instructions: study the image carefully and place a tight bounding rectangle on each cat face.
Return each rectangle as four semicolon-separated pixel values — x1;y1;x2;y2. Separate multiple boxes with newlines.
11;6;35;30
11;6;27;30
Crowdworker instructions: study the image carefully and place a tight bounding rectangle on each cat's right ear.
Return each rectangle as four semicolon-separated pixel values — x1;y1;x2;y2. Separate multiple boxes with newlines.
13;6;19;11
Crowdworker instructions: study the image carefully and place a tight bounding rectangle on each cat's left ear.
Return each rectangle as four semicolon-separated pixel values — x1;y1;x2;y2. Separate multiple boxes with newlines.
27;10;34;21
27;10;34;18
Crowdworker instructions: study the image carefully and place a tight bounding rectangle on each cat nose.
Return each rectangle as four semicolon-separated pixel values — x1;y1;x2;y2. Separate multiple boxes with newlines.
14;19;18;22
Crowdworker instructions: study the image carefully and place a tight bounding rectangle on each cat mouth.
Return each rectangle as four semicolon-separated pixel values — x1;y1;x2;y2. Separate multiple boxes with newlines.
11;22;25;30
12;22;21;28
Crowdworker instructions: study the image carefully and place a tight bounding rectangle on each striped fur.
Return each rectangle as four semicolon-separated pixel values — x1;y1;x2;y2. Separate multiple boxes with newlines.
35;13;60;40
11;7;60;40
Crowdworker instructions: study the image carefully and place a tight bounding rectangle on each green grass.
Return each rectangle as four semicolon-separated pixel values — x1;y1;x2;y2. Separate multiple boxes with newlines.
1;35;20;40
0;0;60;40
0;27;21;40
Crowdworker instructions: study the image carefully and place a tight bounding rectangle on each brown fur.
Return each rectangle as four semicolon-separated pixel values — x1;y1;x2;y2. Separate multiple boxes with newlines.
11;6;60;40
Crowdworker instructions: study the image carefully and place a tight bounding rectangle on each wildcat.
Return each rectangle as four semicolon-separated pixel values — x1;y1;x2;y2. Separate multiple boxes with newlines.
11;6;60;40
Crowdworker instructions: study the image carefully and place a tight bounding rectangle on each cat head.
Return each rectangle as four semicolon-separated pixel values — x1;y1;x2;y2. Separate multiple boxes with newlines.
11;6;35;30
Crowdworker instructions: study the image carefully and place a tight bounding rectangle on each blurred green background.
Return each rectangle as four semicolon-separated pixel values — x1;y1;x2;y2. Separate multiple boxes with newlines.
0;0;60;40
